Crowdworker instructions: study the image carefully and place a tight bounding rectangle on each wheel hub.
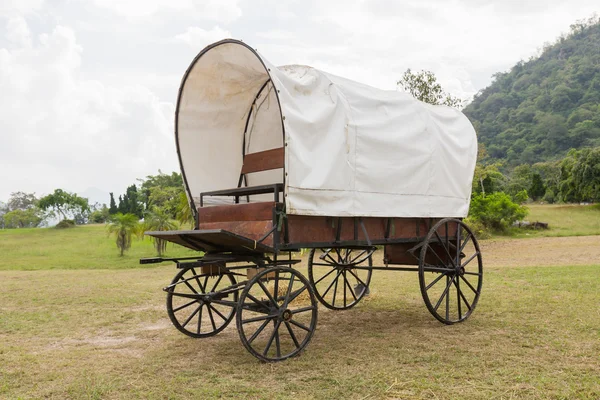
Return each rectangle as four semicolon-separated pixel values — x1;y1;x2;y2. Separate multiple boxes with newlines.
281;309;293;322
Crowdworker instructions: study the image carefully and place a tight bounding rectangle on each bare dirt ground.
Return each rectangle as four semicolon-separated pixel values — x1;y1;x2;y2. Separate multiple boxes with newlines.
480;235;600;268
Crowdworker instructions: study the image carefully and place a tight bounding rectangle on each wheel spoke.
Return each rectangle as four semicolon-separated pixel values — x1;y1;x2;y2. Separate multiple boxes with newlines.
173;299;198;313
242;314;277;324
273;269;279;303
434;275;454;312
454;279;472;311
445;275;450;321
275;323;281;358
210;274;223;293
312;262;336;267
285;285;307;305
346;268;367;288
459;275;478;294
246;293;271;312
313;266;338;286
190;268;205;293
282;273;296;309
263;320;281;357
291;305;316;315
208;304;228;321
183;279;199;295
456;276;462;320
458;233;472;255
247;318;271;344
425;271;449;291
343;270;347;307
289;319;311;332
349;249;368;264
207;305;217;331
463;271;482;276
258;280;278;308
426;243;452;268
461;252;479;269
332;271;339;307
284;321;300;349
197;304;203;334
434;231;457;268
321;269;342;299
343;271;358;302
182;304;201;328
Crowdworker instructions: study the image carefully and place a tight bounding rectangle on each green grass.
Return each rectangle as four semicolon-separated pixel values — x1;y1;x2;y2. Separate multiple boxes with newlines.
0;264;598;399
0;224;198;270
505;204;600;238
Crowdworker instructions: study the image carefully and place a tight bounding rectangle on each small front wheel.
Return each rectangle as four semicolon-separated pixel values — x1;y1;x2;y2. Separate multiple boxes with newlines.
236;266;318;362
166;266;238;338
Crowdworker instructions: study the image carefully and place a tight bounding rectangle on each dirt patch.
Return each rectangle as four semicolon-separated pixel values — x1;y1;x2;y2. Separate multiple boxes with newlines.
480;235;600;268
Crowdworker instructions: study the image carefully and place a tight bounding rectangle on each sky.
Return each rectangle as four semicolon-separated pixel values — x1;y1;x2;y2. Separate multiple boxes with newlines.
0;0;598;205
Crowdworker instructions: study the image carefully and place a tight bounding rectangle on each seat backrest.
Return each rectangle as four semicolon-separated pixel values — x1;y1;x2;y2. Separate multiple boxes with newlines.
241;147;284;175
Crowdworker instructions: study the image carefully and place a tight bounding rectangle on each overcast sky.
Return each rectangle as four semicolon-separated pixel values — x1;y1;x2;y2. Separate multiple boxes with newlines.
1;0;598;205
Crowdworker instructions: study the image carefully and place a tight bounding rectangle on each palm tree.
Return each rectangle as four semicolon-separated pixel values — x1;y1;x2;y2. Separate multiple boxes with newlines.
143;207;178;256
175;191;194;228
107;213;141;256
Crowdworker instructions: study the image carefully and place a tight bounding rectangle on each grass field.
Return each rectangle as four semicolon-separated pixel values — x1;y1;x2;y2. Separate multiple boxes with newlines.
511;203;600;238
0;205;599;399
0;224;197;270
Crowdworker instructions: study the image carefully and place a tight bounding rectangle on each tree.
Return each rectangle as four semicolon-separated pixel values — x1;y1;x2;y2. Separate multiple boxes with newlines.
397;69;463;108
109;193;118;215
175;192;195;228
7;192;38;211
143;207;178;256
3;208;43;228
529;173;546;200
38;189;89;223
139;171;185;218
107;213;141;256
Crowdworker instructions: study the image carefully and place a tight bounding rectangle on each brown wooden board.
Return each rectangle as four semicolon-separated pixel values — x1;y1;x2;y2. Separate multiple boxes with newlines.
198;202;276;224
285;216;443;245
198;221;275;247
144;229;273;253
241;147;284;174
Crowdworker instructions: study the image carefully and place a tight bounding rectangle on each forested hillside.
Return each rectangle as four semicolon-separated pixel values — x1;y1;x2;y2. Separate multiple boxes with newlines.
464;16;600;166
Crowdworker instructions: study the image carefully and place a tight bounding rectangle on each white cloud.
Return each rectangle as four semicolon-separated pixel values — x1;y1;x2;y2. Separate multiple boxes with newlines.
0;0;44;17
0;20;179;201
175;26;232;48
91;0;242;23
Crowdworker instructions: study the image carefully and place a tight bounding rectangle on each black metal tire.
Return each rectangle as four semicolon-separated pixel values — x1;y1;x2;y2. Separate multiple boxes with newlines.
236;266;318;362
166;266;238;338
307;248;373;310
419;218;483;324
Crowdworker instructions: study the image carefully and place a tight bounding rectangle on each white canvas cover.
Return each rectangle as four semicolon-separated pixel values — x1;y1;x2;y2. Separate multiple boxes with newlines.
176;40;477;218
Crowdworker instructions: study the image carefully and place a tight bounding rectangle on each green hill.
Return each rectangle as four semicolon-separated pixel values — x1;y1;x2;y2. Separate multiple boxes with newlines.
464;16;600;166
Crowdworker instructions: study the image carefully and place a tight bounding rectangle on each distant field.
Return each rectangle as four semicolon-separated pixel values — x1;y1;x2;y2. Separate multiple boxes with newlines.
512;203;600;238
0;224;198;270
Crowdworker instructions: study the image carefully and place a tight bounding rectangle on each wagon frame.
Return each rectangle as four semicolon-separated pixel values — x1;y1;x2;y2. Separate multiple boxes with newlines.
142;39;483;362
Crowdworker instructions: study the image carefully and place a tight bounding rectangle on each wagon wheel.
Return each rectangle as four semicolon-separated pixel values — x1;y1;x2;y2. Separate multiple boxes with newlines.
307;248;373;310
166;266;238;338
236;266;318;362
419;218;483;324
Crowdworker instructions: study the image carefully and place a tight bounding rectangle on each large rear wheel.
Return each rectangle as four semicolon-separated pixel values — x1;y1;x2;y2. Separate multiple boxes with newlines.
419;219;483;324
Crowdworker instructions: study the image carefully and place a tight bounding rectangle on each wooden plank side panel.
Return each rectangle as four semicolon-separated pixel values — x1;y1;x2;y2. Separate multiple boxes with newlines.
198;202;275;224
241;147;284;174
198;220;275;247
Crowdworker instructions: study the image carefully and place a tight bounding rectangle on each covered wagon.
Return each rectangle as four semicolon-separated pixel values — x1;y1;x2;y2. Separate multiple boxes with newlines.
142;39;482;362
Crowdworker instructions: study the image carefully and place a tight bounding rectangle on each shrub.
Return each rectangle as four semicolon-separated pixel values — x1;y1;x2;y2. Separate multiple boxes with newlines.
55;219;76;229
469;192;528;231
